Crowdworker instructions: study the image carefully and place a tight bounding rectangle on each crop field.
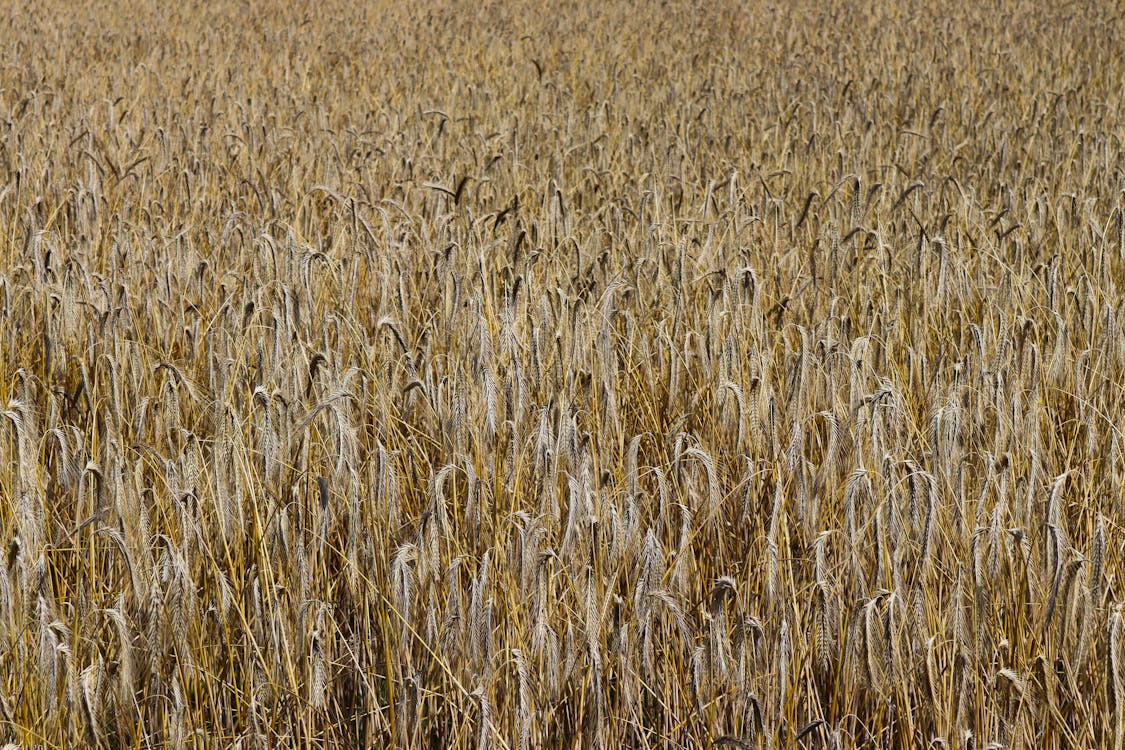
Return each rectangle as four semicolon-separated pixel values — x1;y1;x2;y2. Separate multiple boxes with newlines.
0;0;1123;747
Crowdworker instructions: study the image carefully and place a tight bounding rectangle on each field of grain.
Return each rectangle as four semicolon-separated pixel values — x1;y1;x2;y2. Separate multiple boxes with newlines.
0;0;1122;747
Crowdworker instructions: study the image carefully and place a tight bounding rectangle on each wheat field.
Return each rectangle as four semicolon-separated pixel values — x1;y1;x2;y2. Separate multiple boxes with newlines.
0;0;1123;747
